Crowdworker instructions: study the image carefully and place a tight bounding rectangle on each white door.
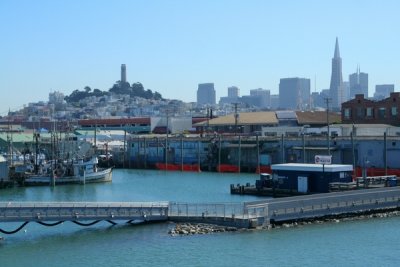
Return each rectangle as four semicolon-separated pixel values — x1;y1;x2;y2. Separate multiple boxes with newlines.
298;176;308;193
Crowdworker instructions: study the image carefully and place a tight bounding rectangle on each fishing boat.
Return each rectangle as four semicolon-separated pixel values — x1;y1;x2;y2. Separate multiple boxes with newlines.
23;157;112;186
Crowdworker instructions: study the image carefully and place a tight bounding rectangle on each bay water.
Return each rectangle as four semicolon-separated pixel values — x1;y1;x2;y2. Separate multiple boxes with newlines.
0;169;399;267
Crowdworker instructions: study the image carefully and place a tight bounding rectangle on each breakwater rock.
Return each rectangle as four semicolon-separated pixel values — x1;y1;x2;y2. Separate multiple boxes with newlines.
169;223;238;236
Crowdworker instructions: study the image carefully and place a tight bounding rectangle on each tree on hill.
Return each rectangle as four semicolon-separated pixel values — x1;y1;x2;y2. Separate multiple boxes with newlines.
109;81;132;95
84;86;91;93
64;81;164;104
64;87;108;104
112;81;163;100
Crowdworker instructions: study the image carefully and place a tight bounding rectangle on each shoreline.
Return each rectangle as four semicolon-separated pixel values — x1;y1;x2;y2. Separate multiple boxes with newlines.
169;207;400;235
268;207;400;229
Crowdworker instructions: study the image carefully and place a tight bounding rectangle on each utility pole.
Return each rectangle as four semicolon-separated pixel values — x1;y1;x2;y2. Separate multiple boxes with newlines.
7;108;13;167
206;106;209;134
324;98;332;156
233;103;239;135
94;118;97;153
165;109;169;167
123;126;127;168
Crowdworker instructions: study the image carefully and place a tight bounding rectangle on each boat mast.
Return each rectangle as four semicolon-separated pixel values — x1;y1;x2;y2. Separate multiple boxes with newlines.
51;106;56;187
7;108;13;167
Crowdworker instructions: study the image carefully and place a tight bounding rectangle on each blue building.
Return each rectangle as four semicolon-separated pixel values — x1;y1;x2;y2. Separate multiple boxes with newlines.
271;163;353;193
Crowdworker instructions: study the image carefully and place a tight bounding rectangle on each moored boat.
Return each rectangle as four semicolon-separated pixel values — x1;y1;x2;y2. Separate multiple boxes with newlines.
23;157;112;186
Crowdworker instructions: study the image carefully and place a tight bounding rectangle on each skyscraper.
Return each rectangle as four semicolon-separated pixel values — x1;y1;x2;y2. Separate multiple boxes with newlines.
374;84;395;100
329;37;344;110
279;78;310;110
228;86;239;98
250;88;271;108
349;66;368;98
197;83;216;106
121;64;127;83
219;86;239;105
342;81;350;102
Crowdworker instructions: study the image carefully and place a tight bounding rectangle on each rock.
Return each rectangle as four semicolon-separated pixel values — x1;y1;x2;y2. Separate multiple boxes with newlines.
169;223;239;236
181;230;188;235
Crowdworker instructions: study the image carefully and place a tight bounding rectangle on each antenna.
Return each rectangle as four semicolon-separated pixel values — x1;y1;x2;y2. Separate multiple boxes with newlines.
314;74;317;92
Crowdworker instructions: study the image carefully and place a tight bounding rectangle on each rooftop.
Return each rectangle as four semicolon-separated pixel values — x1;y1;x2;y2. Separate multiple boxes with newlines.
296;111;341;125
272;163;353;172
195;111;278;126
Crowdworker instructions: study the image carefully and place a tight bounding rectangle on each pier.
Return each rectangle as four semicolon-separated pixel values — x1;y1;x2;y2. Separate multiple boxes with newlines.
1;187;400;234
0;202;169;234
246;187;400;225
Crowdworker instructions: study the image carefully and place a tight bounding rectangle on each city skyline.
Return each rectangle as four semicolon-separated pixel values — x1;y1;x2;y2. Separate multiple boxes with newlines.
1;0;400;114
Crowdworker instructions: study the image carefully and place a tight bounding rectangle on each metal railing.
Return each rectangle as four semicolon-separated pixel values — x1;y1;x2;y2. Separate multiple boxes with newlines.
0;201;169;208
2;188;399;227
267;188;400;222
168;202;249;219
0;201;169;223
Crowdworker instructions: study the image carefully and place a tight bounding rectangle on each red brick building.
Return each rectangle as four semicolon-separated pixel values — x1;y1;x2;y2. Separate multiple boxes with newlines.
341;92;400;126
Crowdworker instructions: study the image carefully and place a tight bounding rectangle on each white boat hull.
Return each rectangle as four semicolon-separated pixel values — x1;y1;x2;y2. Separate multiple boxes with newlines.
24;168;113;186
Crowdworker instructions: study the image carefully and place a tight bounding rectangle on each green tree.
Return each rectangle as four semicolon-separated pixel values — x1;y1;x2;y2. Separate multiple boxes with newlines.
84;86;91;93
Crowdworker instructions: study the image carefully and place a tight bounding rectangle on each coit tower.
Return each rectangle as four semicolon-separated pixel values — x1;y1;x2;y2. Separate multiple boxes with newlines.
121;64;127;83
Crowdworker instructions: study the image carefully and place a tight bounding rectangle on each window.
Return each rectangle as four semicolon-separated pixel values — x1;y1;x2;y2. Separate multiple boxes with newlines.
391;107;397;116
378;107;386;119
356;107;363;118
344;108;351;119
366;107;373;117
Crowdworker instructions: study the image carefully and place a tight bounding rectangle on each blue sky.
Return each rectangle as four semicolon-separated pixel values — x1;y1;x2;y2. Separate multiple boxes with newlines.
1;0;399;114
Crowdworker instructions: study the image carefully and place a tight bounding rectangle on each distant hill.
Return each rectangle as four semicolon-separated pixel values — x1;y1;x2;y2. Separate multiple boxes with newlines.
64;82;163;104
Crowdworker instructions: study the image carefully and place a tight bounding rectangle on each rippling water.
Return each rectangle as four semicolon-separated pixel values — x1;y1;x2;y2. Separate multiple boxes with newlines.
1;169;399;267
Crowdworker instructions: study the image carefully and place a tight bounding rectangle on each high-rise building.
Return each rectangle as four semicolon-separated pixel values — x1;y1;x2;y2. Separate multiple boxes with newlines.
349;66;368;98
121;64;127;83
343;81;350;102
279;78;310;110
197;83;216;106
250;88;271;108
374;84;394;100
311;89;330;109
228;86;239;98
329;37;344;110
219;86;239;105
270;94;279;110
